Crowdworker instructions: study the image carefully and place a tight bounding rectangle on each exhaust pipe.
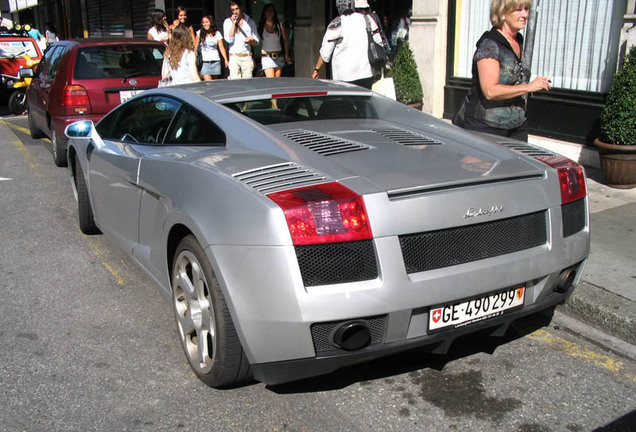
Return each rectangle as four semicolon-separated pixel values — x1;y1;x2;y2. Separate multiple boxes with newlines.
554;267;576;293
333;321;371;351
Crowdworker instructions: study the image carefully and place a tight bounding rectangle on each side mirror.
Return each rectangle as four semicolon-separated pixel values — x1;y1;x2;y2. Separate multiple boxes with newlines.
65;120;94;139
19;67;34;79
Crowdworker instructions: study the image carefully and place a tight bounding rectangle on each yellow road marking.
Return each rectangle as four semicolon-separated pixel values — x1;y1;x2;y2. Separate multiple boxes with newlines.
2;118;123;286
528;329;636;382
6;120;32;136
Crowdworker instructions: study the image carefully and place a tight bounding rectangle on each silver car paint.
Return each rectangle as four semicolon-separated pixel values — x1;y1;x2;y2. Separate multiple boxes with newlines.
67;78;590;368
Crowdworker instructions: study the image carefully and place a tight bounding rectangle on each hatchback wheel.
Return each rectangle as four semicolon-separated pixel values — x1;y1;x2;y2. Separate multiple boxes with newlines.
51;129;68;167
28;111;44;139
171;235;252;388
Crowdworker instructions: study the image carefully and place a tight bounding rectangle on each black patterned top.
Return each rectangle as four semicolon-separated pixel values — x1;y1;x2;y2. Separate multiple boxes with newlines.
465;28;530;130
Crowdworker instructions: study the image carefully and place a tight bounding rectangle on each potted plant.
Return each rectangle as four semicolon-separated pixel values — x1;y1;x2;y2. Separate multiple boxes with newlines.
387;43;423;110
594;45;636;188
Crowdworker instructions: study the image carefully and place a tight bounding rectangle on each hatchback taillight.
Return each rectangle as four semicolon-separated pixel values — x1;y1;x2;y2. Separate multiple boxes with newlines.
268;182;373;246
535;156;587;204
62;84;90;108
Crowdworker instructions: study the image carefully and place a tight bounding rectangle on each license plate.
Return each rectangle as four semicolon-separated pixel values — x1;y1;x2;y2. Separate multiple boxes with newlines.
428;287;525;332
119;90;141;103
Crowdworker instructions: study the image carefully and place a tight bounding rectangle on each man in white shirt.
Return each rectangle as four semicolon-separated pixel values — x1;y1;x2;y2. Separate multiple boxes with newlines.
223;0;259;79
311;0;385;89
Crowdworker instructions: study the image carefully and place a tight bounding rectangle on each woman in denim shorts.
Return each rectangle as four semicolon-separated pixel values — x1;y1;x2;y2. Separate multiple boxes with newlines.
257;4;290;77
196;15;229;80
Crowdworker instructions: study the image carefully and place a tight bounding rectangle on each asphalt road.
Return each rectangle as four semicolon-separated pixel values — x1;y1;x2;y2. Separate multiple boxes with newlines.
1;114;634;432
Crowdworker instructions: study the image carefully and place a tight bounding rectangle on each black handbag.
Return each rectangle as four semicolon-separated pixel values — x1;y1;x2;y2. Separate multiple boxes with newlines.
365;15;388;69
196;39;203;71
452;91;470;127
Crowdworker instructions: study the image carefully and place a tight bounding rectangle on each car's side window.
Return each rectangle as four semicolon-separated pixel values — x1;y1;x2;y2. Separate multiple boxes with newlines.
164;105;226;146
100;96;181;144
44;46;67;81
34;45;57;79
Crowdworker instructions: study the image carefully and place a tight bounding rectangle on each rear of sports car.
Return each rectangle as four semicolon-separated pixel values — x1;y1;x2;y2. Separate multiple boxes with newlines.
210;128;589;385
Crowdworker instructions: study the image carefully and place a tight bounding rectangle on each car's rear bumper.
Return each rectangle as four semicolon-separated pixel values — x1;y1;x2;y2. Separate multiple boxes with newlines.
208;215;589;384
250;287;570;385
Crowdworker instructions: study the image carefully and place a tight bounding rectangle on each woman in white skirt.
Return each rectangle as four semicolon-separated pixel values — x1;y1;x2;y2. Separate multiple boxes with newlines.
257;4;290;77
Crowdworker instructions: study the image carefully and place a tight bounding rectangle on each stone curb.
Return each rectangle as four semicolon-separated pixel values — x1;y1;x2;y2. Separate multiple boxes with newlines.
557;281;636;346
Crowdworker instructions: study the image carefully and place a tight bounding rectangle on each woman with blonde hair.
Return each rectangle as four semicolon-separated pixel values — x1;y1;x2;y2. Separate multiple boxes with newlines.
458;0;551;141
162;23;201;85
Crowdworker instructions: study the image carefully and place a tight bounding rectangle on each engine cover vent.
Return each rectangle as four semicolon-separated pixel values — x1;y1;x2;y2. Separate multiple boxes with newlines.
233;162;328;194
280;129;370;156
501;142;556;157
369;126;442;147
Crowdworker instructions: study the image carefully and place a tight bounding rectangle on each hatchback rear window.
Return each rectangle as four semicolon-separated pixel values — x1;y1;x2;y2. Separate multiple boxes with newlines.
74;45;164;80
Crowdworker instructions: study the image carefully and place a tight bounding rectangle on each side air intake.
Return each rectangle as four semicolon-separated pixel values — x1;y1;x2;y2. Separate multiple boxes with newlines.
233;162;328;194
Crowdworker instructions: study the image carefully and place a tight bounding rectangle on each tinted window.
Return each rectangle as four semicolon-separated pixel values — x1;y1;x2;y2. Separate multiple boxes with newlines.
74;45;164;80
97;96;180;144
223;96;377;125
164;105;226;146
44;46;67;80
33;45;61;79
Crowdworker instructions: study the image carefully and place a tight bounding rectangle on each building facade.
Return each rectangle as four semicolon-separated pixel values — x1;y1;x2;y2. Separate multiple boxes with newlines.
3;0;635;144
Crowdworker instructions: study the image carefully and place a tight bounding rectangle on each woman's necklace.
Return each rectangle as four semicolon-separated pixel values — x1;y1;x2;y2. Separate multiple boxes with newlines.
497;28;520;57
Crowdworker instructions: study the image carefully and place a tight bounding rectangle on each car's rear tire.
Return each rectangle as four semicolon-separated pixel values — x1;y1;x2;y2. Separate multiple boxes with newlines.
74;155;100;235
28;110;44;139
171;235;252;388
52;129;68;167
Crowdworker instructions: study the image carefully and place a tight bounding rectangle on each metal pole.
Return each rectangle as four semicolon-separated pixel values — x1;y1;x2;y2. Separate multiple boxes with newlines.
523;0;540;70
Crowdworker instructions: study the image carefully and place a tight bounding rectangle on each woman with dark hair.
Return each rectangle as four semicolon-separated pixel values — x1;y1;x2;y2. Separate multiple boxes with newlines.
257;3;290;78
162;23;201;85
147;8;170;44
45;22;59;46
459;0;551;141
196;15;228;80
171;6;196;42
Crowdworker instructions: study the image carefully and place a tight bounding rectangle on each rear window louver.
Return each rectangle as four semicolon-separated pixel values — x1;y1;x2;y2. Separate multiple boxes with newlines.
501;142;556;157
280;129;370;156
233;162;328;194
369;126;442;146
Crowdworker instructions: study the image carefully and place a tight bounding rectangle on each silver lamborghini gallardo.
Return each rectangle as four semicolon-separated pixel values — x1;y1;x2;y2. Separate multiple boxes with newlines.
65;78;589;388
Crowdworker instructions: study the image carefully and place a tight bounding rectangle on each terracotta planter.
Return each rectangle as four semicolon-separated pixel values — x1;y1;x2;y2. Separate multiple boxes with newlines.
593;138;636;189
406;100;423;111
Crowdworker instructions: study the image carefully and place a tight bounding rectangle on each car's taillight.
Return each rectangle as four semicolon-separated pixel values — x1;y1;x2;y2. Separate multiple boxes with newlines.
62;84;90;107
535;156;587;204
268;182;373;246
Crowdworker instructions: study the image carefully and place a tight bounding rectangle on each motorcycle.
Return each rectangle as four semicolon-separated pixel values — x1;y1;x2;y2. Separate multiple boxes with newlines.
2;52;40;115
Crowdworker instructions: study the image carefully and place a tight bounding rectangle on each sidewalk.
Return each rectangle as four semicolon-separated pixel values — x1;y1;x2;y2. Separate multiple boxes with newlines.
529;135;636;349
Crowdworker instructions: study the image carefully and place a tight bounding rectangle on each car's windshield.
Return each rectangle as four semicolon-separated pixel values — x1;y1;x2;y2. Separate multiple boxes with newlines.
0;39;39;59
222;95;378;125
74;45;164;80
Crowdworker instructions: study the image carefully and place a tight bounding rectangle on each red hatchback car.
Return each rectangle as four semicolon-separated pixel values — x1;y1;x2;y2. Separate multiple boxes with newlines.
26;38;165;166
